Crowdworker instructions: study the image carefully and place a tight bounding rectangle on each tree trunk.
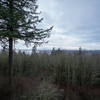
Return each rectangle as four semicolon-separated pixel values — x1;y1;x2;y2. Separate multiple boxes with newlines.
8;37;13;100
8;0;14;99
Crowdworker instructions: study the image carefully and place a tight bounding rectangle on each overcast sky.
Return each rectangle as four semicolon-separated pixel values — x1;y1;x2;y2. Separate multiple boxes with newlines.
16;0;100;50
37;0;100;50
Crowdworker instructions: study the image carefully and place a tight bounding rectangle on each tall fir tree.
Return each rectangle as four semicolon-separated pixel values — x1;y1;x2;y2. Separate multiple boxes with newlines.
0;0;52;99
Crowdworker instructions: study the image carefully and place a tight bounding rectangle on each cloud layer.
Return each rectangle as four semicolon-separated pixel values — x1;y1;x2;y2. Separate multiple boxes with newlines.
14;0;100;50
37;0;100;50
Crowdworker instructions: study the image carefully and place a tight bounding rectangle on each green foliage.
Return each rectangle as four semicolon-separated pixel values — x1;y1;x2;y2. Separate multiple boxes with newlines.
0;51;8;75
0;51;100;99
0;51;99;87
0;0;52;45
35;81;64;100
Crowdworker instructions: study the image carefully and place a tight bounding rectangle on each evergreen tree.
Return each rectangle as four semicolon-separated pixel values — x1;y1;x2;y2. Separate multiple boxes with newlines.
32;45;37;55
0;0;52;99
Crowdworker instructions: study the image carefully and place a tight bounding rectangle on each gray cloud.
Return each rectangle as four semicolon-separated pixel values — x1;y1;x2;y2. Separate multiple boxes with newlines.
38;0;100;49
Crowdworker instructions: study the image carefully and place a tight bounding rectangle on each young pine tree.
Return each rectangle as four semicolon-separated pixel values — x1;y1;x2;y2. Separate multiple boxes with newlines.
0;0;52;99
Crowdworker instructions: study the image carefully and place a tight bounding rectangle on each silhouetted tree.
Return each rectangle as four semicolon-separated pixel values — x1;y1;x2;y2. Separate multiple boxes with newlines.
79;47;82;55
32;45;37;55
0;0;52;99
51;48;64;55
51;47;56;55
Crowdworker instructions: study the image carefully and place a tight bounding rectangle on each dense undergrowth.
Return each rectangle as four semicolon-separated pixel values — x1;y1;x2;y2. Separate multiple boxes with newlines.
0;50;100;100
